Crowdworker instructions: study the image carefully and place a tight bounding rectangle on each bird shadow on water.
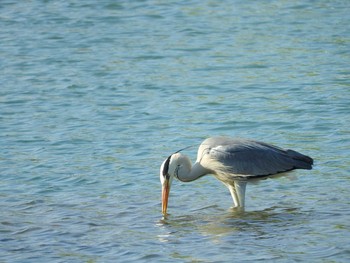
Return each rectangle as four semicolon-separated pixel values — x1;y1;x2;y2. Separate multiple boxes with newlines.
155;205;308;242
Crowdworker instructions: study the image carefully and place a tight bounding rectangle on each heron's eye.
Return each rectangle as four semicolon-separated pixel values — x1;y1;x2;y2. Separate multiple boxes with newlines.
162;155;172;179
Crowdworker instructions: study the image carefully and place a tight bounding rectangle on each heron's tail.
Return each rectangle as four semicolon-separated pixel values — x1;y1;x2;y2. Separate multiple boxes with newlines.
287;149;314;170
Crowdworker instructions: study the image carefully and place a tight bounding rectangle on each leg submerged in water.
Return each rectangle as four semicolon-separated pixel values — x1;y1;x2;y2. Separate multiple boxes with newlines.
226;181;247;209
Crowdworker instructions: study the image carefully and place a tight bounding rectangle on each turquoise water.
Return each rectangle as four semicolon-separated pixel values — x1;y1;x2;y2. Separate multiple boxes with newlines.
1;1;350;262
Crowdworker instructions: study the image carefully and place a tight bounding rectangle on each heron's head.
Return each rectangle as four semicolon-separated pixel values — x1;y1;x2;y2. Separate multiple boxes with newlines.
160;153;191;215
160;154;174;215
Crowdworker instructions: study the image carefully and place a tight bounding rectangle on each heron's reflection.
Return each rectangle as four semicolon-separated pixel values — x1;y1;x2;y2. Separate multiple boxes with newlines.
156;205;306;243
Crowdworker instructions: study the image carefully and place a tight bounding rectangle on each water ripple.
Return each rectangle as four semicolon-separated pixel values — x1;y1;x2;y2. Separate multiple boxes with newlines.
1;0;350;262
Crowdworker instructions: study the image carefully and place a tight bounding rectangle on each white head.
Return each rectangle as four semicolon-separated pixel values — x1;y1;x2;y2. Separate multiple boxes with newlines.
159;152;192;215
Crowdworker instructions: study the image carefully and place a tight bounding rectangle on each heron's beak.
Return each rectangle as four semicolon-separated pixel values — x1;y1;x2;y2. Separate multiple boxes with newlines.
162;178;170;215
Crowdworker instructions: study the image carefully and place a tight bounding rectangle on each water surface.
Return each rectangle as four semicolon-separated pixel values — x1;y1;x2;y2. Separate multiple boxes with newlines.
1;1;349;262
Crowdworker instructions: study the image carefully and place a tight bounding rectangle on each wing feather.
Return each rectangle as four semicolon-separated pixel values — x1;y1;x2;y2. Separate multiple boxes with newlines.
200;137;312;178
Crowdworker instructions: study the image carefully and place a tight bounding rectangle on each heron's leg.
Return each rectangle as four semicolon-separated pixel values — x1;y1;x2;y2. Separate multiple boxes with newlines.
234;181;247;208
226;183;239;207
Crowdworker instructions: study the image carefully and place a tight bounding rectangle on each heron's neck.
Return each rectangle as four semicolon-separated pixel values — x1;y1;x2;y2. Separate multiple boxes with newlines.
177;162;208;182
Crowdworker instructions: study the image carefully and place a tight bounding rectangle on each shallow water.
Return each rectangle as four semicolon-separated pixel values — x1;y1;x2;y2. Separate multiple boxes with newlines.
1;0;350;262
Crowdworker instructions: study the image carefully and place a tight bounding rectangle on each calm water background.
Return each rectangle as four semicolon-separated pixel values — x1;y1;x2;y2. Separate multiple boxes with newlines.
1;1;349;262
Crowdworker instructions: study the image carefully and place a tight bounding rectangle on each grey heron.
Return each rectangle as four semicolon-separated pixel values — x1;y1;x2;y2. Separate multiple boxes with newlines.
160;136;313;215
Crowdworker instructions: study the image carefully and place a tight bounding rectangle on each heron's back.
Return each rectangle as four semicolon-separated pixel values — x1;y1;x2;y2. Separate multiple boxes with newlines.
198;137;313;178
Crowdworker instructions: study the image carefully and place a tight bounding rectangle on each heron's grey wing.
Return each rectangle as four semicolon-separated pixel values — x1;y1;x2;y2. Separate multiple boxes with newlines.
207;139;313;177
